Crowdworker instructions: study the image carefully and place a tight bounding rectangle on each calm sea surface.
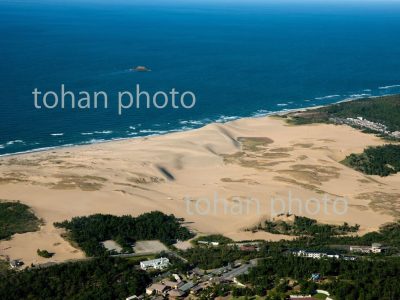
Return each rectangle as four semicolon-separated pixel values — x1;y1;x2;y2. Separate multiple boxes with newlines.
1;0;400;155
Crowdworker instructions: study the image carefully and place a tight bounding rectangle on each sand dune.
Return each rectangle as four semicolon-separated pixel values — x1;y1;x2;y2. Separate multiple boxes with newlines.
1;116;399;266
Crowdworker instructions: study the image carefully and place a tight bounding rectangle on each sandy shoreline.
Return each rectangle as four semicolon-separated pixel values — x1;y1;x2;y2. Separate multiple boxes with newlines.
0;105;325;159
1;111;399;266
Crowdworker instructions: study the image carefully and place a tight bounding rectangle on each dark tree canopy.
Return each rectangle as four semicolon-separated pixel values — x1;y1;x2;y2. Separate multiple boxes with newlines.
342;144;400;176
263;216;359;238
0;200;41;240
54;211;193;256
287;94;400;133
0;257;151;300
240;254;400;300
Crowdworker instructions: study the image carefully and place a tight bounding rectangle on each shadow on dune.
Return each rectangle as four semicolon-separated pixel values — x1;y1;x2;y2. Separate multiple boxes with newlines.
155;165;175;181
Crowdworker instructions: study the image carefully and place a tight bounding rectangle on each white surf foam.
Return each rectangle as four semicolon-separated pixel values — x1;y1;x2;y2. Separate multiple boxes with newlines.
215;115;240;123
179;120;205;126
315;95;341;100
139;129;169;134
378;84;400;89
6;140;24;146
348;93;371;98
94;130;113;134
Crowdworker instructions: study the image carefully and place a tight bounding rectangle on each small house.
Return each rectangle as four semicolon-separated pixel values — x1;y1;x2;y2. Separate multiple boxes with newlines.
145;283;167;295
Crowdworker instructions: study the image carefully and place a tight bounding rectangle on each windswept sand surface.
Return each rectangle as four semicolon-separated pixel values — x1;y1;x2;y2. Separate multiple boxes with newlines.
1;116;399;265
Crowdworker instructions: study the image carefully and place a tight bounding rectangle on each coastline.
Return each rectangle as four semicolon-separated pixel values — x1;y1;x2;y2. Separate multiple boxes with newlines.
0;94;382;158
1;97;399;266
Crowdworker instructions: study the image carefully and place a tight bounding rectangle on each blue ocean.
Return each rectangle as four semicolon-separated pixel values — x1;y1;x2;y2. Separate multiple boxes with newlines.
1;0;400;156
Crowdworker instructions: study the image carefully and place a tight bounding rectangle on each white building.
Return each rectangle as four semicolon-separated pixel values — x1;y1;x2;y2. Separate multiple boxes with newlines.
172;273;182;282
292;250;339;260
371;243;383;253
197;241;220;246
349;245;371;253
350;243;384;254
140;257;170;270
293;250;325;259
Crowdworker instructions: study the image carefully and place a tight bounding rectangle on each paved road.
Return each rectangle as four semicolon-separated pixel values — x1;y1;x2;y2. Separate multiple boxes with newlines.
221;264;251;280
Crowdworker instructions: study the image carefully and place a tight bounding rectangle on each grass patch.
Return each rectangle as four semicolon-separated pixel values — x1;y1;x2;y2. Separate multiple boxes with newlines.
237;137;274;152
126;255;156;264
52;175;107;191
313;293;328;300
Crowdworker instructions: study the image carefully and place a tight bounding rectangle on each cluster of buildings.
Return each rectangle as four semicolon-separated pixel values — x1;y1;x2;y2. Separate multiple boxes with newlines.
228;242;260;252
145;279;195;298
349;243;386;254
196;240;261;252
291;250;340;260
290;249;355;261
129;240;387;299
291;243;387;260
288;289;333;300
330;116;400;139
129;259;257;299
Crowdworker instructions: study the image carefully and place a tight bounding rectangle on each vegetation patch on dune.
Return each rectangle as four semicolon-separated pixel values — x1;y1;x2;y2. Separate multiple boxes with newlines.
292;143;314;148
127;175;165;184
220;177;260;185
270;147;294;152
0;200;42;240
276;164;340;189
262;152;291;159
257;215;359;238
52;174;107;191
2;157;42;167
192;234;233;246
37;249;54;258
273;176;326;194
356;191;400;218
237;137;274;152
0;174;29;185
182;244;259;270
342;144;400;176
54;211;194;256
221;137;296;170
285;95;400;129
284;94;400;147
